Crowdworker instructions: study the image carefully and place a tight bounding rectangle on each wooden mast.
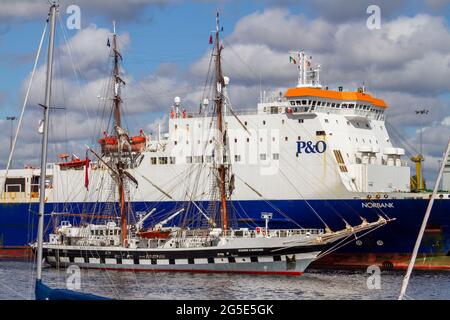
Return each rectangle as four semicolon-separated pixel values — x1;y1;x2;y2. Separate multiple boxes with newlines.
111;22;127;246
213;13;229;231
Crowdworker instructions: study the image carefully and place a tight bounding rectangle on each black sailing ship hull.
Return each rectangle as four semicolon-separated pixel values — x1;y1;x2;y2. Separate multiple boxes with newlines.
42;244;326;275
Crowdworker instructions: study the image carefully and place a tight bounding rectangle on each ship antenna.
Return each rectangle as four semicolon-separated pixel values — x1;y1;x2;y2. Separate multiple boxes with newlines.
111;21;128;246
212;12;229;231
36;2;57;281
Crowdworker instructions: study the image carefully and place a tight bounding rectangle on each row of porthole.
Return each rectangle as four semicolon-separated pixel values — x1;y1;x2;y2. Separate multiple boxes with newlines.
366;194;390;200
356;240;384;246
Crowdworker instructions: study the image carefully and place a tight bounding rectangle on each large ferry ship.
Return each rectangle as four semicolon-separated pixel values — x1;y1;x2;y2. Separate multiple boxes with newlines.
1;37;449;269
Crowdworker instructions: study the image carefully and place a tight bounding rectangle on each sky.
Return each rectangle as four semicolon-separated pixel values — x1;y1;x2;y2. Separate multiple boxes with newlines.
0;0;449;187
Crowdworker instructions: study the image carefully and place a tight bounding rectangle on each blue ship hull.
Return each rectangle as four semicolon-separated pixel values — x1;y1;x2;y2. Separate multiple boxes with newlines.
1;198;449;268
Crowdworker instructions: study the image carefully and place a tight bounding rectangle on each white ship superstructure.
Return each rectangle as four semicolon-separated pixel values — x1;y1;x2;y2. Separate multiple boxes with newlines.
1;52;410;205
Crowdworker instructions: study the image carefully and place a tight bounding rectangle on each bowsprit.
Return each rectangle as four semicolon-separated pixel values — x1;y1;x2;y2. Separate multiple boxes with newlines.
296;140;327;155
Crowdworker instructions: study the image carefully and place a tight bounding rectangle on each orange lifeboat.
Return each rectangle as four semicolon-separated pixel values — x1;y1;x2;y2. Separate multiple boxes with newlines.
137;229;171;239
57;154;89;170
98;130;146;153
131;135;146;152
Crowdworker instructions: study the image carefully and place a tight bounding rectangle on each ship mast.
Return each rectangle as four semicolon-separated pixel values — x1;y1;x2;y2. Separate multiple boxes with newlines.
111;22;127;246
213;13;229;231
36;3;57;281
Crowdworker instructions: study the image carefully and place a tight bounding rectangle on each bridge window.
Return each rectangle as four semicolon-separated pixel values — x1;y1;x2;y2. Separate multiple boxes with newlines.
296;100;301;105
316;131;326;136
4;178;25;192
302;100;308;105
290;101;295;106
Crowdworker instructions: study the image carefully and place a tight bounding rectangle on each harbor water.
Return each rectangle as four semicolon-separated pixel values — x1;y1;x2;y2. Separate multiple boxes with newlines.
0;260;449;300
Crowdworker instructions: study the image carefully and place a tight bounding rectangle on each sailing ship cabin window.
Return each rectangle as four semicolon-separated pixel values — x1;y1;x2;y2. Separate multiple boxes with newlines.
273;153;280;160
298;119;304;124
4;178;25;192
234;155;241;162
159;157;168;165
150;157;157;165
260;153;267;161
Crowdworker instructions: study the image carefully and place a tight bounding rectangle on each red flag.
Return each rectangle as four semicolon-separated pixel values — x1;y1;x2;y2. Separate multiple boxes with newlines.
85;156;90;190
209;35;213;44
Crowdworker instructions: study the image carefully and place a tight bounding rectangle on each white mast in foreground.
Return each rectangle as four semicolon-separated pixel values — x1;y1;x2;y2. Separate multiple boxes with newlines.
398;140;450;300
36;2;57;281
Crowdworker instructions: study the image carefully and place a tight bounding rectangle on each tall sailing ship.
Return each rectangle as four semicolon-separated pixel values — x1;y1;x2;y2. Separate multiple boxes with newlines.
1;10;450;271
